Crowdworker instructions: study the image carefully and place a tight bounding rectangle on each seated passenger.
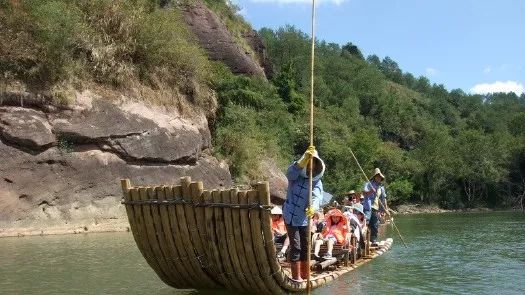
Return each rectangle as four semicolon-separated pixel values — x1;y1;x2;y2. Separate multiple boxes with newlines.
344;190;359;206
342;195;352;206
346;203;366;244
311;211;325;244
271;206;289;258
313;209;349;260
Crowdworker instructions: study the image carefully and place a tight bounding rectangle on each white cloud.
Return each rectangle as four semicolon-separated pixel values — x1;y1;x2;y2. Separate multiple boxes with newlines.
470;81;524;95
483;66;491;74
425;67;438;76
250;0;347;5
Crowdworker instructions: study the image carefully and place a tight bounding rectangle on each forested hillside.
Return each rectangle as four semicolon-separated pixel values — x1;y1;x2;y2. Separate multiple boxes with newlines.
214;24;525;209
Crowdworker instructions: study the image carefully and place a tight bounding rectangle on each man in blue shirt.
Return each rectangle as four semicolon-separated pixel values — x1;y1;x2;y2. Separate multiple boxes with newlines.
283;146;325;282
362;168;387;245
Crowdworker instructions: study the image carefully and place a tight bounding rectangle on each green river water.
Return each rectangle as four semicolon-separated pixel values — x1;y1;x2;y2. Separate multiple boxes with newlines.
1;212;524;294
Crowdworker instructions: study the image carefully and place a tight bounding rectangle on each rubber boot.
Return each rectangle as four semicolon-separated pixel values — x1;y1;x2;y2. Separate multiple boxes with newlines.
291;261;303;282
300;260;311;280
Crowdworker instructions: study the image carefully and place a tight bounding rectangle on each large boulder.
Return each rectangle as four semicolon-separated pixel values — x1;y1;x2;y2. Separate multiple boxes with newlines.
259;159;288;205
53;100;207;163
0;91;232;237
0;107;55;150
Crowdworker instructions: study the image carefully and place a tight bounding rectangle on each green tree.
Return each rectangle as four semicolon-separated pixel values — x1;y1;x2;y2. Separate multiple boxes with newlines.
341;42;364;60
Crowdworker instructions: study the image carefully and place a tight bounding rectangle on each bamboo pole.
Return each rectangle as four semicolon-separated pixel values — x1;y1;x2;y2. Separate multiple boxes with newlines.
306;0;317;293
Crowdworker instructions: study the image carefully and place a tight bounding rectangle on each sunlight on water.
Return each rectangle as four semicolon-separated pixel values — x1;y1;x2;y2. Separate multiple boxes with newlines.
0;212;524;295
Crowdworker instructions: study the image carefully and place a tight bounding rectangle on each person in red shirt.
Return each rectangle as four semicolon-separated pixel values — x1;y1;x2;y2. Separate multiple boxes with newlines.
313;209;349;259
271;206;289;258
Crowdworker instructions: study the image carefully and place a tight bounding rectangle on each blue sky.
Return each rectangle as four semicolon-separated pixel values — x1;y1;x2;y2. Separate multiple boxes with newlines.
233;0;524;95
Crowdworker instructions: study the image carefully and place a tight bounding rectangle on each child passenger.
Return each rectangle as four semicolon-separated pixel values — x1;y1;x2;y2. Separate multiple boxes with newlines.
271;206;290;258
313;209;349;259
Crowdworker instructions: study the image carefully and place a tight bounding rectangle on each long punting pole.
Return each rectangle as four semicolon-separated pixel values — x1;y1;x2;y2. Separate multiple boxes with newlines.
306;0;316;293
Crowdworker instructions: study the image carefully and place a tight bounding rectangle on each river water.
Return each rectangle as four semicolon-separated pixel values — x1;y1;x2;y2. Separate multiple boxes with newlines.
1;212;524;294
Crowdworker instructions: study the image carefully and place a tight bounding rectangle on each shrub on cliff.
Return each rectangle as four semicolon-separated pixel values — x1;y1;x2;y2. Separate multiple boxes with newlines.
212;67;298;180
0;0;213;108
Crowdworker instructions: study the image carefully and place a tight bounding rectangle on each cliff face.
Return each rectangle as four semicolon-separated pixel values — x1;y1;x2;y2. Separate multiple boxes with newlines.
180;1;271;78
0;91;232;237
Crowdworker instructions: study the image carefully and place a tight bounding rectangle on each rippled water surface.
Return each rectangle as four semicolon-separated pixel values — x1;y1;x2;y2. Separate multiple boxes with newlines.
1;212;524;294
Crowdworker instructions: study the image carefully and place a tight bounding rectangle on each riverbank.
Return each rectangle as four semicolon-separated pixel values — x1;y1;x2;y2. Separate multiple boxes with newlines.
393;203;519;214
0;203;130;238
0;219;130;238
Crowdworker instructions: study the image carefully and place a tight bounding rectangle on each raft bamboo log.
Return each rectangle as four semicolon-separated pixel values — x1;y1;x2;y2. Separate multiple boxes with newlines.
239;190;272;294
139;187;176;286
202;190;228;286
166;186;200;285
317;258;338;270
155;186;190;287
213;189;242;290
222;189;250;291
173;183;216;288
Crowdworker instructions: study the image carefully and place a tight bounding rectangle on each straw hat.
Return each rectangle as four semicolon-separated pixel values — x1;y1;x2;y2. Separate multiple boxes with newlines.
270;206;282;215
371;168;385;180
345;190;356;195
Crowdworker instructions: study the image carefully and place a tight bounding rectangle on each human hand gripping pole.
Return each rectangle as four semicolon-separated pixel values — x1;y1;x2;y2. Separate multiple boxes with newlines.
297;145;316;169
305;206;316;218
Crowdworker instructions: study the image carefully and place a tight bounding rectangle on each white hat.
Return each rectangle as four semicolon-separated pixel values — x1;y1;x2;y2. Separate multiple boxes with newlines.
352;203;365;215
271;206;282;215
371;168;385;180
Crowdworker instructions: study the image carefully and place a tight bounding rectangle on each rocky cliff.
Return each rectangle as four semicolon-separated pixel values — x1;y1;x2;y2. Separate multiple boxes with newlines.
0;91;232;237
180;1;271;78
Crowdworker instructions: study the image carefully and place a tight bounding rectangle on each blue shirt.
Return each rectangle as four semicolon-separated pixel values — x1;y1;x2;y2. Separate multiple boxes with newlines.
283;163;323;226
363;181;386;211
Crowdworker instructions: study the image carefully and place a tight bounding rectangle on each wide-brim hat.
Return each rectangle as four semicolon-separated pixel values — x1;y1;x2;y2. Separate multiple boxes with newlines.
352;203;365;215
270;206;282;215
371;168;385;180
345;190;356;195
300;150;326;181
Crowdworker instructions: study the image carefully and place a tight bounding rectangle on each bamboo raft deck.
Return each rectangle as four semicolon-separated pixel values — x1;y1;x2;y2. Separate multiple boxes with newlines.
121;177;393;294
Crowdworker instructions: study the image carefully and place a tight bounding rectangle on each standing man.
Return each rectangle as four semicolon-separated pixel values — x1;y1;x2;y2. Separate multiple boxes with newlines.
362;168;387;246
283;146;325;282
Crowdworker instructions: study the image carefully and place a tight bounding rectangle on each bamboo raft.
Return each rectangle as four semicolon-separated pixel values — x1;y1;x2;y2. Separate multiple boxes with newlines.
120;177;393;294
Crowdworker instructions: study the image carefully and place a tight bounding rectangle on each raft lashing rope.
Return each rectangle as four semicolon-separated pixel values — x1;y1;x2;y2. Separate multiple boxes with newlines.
120;177;394;294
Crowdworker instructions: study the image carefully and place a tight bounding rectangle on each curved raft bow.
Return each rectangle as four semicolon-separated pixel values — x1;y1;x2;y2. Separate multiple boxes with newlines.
120;177;393;294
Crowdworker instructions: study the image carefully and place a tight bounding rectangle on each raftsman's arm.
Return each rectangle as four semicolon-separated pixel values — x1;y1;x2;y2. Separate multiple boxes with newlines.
286;162;302;181
310;181;324;212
